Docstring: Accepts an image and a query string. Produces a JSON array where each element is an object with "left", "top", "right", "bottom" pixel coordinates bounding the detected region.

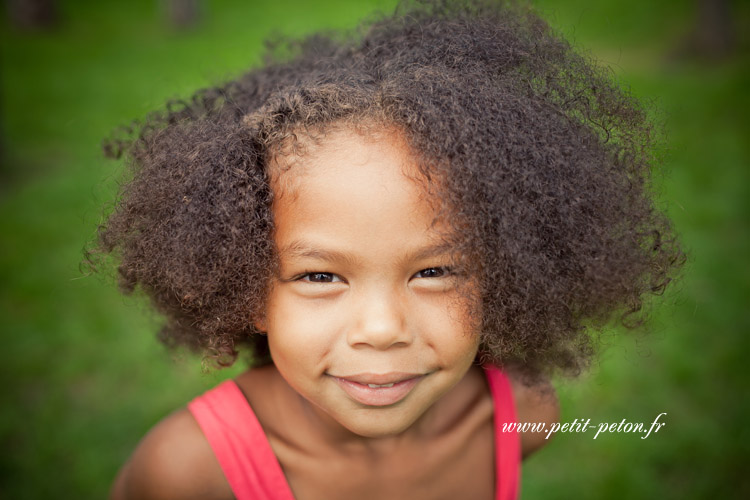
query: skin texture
[{"left": 109, "top": 130, "right": 559, "bottom": 500}]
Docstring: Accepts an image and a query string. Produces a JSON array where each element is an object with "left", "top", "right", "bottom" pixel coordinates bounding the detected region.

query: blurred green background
[{"left": 1, "top": 0, "right": 748, "bottom": 498}]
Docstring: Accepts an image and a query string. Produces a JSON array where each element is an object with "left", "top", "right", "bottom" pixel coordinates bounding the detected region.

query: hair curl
[{"left": 94, "top": 0, "right": 684, "bottom": 376}]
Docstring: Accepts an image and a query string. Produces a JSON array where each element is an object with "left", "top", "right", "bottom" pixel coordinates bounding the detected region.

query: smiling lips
[{"left": 333, "top": 373, "right": 425, "bottom": 406}]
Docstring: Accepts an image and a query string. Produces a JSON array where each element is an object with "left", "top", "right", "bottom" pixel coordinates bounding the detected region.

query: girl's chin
[
  {"left": 322, "top": 399, "right": 434, "bottom": 439},
  {"left": 338, "top": 415, "right": 420, "bottom": 439}
]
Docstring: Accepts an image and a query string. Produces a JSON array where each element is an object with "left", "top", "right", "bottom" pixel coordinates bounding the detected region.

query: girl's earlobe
[{"left": 253, "top": 316, "right": 268, "bottom": 335}]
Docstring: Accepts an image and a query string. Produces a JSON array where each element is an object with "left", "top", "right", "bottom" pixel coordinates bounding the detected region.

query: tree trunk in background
[
  {"left": 681, "top": 0, "right": 736, "bottom": 60},
  {"left": 165, "top": 0, "right": 201, "bottom": 30},
  {"left": 6, "top": 0, "right": 58, "bottom": 30}
]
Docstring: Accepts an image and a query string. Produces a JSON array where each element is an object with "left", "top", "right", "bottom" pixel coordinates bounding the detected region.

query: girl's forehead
[
  {"left": 268, "top": 126, "right": 434, "bottom": 203},
  {"left": 269, "top": 126, "right": 451, "bottom": 242}
]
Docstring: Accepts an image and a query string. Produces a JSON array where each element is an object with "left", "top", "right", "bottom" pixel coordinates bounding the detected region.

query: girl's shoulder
[
  {"left": 506, "top": 371, "right": 560, "bottom": 458},
  {"left": 110, "top": 367, "right": 280, "bottom": 500},
  {"left": 110, "top": 406, "right": 234, "bottom": 499}
]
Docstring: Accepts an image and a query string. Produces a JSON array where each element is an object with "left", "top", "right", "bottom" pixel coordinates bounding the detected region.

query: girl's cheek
[
  {"left": 268, "top": 293, "right": 345, "bottom": 349},
  {"left": 420, "top": 286, "right": 479, "bottom": 330}
]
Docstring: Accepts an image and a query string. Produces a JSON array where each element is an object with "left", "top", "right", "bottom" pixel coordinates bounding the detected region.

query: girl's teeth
[{"left": 367, "top": 383, "right": 395, "bottom": 388}]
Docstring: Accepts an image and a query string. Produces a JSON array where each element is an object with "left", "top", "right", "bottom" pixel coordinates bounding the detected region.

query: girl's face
[{"left": 262, "top": 128, "right": 480, "bottom": 439}]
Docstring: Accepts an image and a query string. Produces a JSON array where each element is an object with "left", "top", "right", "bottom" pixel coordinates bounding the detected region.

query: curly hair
[{"left": 95, "top": 0, "right": 683, "bottom": 376}]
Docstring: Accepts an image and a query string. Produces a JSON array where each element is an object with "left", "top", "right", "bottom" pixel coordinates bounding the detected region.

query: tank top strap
[
  {"left": 484, "top": 365, "right": 521, "bottom": 500},
  {"left": 187, "top": 380, "right": 296, "bottom": 500}
]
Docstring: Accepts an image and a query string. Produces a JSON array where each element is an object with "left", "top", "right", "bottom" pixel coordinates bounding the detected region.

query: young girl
[{"left": 98, "top": 1, "right": 683, "bottom": 498}]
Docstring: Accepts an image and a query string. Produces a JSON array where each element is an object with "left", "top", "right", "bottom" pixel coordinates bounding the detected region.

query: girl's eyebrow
[
  {"left": 278, "top": 241, "right": 359, "bottom": 266},
  {"left": 278, "top": 240, "right": 455, "bottom": 266},
  {"left": 406, "top": 242, "right": 455, "bottom": 263}
]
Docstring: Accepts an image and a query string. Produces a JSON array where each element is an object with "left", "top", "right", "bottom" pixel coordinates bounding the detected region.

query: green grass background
[{"left": 1, "top": 0, "right": 748, "bottom": 498}]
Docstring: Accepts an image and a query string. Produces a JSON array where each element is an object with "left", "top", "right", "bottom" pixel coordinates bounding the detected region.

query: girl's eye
[
  {"left": 414, "top": 267, "right": 449, "bottom": 279},
  {"left": 300, "top": 272, "right": 342, "bottom": 283}
]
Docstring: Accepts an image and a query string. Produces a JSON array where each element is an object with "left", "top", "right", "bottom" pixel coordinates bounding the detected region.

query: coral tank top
[{"left": 188, "top": 365, "right": 520, "bottom": 500}]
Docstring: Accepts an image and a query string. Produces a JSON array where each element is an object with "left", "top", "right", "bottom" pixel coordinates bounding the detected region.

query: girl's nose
[{"left": 347, "top": 289, "right": 413, "bottom": 349}]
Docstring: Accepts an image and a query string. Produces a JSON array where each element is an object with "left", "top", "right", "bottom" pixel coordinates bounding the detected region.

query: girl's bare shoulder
[
  {"left": 508, "top": 372, "right": 560, "bottom": 459},
  {"left": 110, "top": 407, "right": 233, "bottom": 500}
]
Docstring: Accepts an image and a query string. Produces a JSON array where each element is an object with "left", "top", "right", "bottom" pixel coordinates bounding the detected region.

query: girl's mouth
[{"left": 332, "top": 373, "right": 424, "bottom": 407}]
